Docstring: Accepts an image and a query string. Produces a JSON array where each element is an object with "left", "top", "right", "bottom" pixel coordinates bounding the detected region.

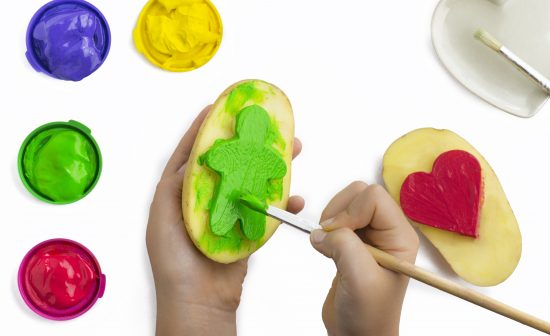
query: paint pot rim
[
  {"left": 17, "top": 238, "right": 106, "bottom": 321},
  {"left": 133, "top": 0, "right": 223, "bottom": 72},
  {"left": 25, "top": 0, "right": 112, "bottom": 79},
  {"left": 17, "top": 120, "right": 103, "bottom": 205}
]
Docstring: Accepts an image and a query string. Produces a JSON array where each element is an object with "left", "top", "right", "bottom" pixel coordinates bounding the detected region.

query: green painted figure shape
[{"left": 200, "top": 105, "right": 287, "bottom": 241}]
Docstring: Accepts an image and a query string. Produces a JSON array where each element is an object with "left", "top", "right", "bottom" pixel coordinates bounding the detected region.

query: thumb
[{"left": 310, "top": 228, "right": 380, "bottom": 285}]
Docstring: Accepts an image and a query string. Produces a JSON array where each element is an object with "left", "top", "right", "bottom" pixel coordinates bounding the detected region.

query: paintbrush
[
  {"left": 475, "top": 28, "right": 550, "bottom": 95},
  {"left": 239, "top": 195, "right": 550, "bottom": 334}
]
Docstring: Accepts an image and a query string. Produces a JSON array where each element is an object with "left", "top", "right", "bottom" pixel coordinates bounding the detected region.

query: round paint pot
[
  {"left": 134, "top": 0, "right": 223, "bottom": 72},
  {"left": 18, "top": 239, "right": 106, "bottom": 320},
  {"left": 18, "top": 120, "right": 102, "bottom": 205},
  {"left": 26, "top": 0, "right": 111, "bottom": 81}
]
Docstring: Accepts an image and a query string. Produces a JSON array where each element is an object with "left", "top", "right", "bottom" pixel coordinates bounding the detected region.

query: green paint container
[{"left": 18, "top": 120, "right": 102, "bottom": 204}]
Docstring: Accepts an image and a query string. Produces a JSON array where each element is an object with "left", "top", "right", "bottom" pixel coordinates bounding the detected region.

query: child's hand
[
  {"left": 146, "top": 106, "right": 304, "bottom": 335},
  {"left": 310, "top": 182, "right": 419, "bottom": 336}
]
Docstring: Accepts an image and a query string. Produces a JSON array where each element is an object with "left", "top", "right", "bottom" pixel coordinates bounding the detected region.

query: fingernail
[
  {"left": 320, "top": 218, "right": 334, "bottom": 228},
  {"left": 311, "top": 229, "right": 327, "bottom": 244}
]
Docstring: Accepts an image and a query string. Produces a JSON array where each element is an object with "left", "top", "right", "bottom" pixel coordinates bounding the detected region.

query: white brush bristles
[{"left": 475, "top": 29, "right": 503, "bottom": 51}]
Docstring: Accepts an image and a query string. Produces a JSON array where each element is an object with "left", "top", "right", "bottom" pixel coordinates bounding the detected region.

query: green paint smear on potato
[
  {"left": 225, "top": 82, "right": 266, "bottom": 116},
  {"left": 198, "top": 223, "right": 250, "bottom": 254},
  {"left": 267, "top": 116, "right": 286, "bottom": 153},
  {"left": 194, "top": 170, "right": 217, "bottom": 211}
]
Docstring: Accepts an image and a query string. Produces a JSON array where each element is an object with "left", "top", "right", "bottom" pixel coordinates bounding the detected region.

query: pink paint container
[{"left": 18, "top": 239, "right": 106, "bottom": 320}]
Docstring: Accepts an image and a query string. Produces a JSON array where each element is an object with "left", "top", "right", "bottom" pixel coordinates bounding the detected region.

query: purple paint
[{"left": 26, "top": 0, "right": 111, "bottom": 81}]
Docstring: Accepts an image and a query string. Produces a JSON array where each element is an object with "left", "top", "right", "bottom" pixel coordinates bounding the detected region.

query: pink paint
[
  {"left": 18, "top": 239, "right": 106, "bottom": 320},
  {"left": 400, "top": 150, "right": 483, "bottom": 238}
]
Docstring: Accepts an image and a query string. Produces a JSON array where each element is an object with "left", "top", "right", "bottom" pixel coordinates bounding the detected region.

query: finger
[
  {"left": 322, "top": 184, "right": 395, "bottom": 231},
  {"left": 154, "top": 162, "right": 187, "bottom": 204},
  {"left": 149, "top": 170, "right": 186, "bottom": 230},
  {"left": 322, "top": 184, "right": 419, "bottom": 261},
  {"left": 322, "top": 278, "right": 337, "bottom": 330},
  {"left": 162, "top": 106, "right": 211, "bottom": 178},
  {"left": 286, "top": 195, "right": 305, "bottom": 214},
  {"left": 320, "top": 181, "right": 368, "bottom": 222},
  {"left": 292, "top": 138, "right": 302, "bottom": 159},
  {"left": 310, "top": 228, "right": 380, "bottom": 285}
]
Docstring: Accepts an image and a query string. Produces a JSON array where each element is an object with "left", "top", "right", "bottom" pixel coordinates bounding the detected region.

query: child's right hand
[{"left": 310, "top": 182, "right": 419, "bottom": 336}]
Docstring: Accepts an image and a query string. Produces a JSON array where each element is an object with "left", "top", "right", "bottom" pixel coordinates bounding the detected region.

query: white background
[{"left": 1, "top": 0, "right": 549, "bottom": 335}]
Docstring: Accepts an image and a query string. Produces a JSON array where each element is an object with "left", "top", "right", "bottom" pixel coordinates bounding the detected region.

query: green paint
[
  {"left": 239, "top": 194, "right": 267, "bottom": 214},
  {"left": 225, "top": 82, "right": 266, "bottom": 116},
  {"left": 194, "top": 170, "right": 217, "bottom": 211},
  {"left": 200, "top": 105, "right": 287, "bottom": 241},
  {"left": 224, "top": 82, "right": 285, "bottom": 153},
  {"left": 266, "top": 116, "right": 286, "bottom": 153},
  {"left": 267, "top": 178, "right": 283, "bottom": 201},
  {"left": 19, "top": 121, "right": 101, "bottom": 204},
  {"left": 198, "top": 223, "right": 251, "bottom": 254}
]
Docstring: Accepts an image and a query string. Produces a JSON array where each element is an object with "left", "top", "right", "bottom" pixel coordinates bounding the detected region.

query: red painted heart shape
[{"left": 400, "top": 150, "right": 483, "bottom": 238}]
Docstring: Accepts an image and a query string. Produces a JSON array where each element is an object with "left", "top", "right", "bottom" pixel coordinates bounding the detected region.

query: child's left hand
[{"left": 146, "top": 106, "right": 304, "bottom": 335}]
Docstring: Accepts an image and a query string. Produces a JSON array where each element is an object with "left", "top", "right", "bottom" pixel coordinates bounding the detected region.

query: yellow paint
[{"left": 134, "top": 0, "right": 223, "bottom": 72}]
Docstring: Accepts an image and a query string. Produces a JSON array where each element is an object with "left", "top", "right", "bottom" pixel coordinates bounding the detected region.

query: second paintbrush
[{"left": 475, "top": 28, "right": 550, "bottom": 95}]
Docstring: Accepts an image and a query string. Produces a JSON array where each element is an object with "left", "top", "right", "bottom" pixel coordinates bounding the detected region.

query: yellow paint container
[{"left": 134, "top": 0, "right": 223, "bottom": 72}]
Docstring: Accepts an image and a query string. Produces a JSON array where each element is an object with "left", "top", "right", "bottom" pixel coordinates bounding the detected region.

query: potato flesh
[
  {"left": 382, "top": 128, "right": 521, "bottom": 286},
  {"left": 182, "top": 80, "right": 294, "bottom": 264}
]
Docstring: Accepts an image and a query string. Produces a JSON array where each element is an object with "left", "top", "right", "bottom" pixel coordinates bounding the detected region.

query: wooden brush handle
[{"left": 366, "top": 245, "right": 550, "bottom": 334}]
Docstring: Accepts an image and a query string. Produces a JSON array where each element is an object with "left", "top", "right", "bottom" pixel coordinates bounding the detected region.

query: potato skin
[
  {"left": 182, "top": 80, "right": 294, "bottom": 263},
  {"left": 383, "top": 128, "right": 521, "bottom": 286}
]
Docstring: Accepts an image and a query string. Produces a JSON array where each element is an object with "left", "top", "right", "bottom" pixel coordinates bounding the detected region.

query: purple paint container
[{"left": 26, "top": 0, "right": 111, "bottom": 81}]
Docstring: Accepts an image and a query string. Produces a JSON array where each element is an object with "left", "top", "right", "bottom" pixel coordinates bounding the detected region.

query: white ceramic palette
[{"left": 432, "top": 0, "right": 550, "bottom": 118}]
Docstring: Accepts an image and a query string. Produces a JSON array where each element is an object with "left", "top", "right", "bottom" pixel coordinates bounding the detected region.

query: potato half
[
  {"left": 182, "top": 80, "right": 294, "bottom": 263},
  {"left": 382, "top": 128, "right": 521, "bottom": 286}
]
